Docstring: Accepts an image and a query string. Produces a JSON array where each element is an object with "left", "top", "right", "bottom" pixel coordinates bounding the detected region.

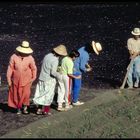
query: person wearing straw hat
[
  {"left": 33, "top": 44, "right": 67, "bottom": 115},
  {"left": 7, "top": 41, "right": 37, "bottom": 114},
  {"left": 126, "top": 27, "right": 140, "bottom": 89},
  {"left": 72, "top": 41, "right": 102, "bottom": 106}
]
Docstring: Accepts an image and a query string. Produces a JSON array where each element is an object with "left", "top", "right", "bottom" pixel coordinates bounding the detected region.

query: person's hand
[
  {"left": 75, "top": 75, "right": 81, "bottom": 79},
  {"left": 130, "top": 52, "right": 138, "bottom": 59},
  {"left": 85, "top": 64, "right": 91, "bottom": 68},
  {"left": 57, "top": 66, "right": 61, "bottom": 72},
  {"left": 130, "top": 55, "right": 136, "bottom": 59},
  {"left": 57, "top": 74, "right": 63, "bottom": 82},
  {"left": 30, "top": 79, "right": 34, "bottom": 84},
  {"left": 86, "top": 67, "right": 92, "bottom": 72},
  {"left": 8, "top": 81, "right": 12, "bottom": 88}
]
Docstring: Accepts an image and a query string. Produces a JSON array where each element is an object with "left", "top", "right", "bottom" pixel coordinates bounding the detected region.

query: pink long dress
[{"left": 7, "top": 53, "right": 37, "bottom": 109}]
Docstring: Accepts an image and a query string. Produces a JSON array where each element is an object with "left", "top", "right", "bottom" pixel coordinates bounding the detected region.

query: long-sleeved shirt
[
  {"left": 7, "top": 53, "right": 37, "bottom": 86},
  {"left": 73, "top": 46, "right": 89, "bottom": 74},
  {"left": 127, "top": 38, "right": 140, "bottom": 54},
  {"left": 39, "top": 53, "right": 61, "bottom": 81}
]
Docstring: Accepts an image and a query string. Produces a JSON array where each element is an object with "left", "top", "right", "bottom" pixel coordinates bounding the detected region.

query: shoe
[
  {"left": 36, "top": 109, "right": 43, "bottom": 115},
  {"left": 23, "top": 110, "right": 29, "bottom": 114},
  {"left": 65, "top": 105, "right": 73, "bottom": 111},
  {"left": 17, "top": 109, "right": 22, "bottom": 115},
  {"left": 134, "top": 83, "right": 139, "bottom": 88},
  {"left": 23, "top": 106, "right": 29, "bottom": 114},
  {"left": 57, "top": 107, "right": 65, "bottom": 112},
  {"left": 72, "top": 101, "right": 84, "bottom": 106},
  {"left": 128, "top": 86, "right": 133, "bottom": 89},
  {"left": 43, "top": 112, "right": 52, "bottom": 116}
]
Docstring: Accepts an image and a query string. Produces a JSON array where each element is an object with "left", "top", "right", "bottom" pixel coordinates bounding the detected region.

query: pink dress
[{"left": 7, "top": 53, "right": 37, "bottom": 109}]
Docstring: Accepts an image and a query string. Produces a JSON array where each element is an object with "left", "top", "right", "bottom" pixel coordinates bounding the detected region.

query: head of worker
[
  {"left": 131, "top": 28, "right": 140, "bottom": 40},
  {"left": 16, "top": 40, "right": 33, "bottom": 57},
  {"left": 52, "top": 44, "right": 68, "bottom": 58},
  {"left": 85, "top": 40, "right": 102, "bottom": 55}
]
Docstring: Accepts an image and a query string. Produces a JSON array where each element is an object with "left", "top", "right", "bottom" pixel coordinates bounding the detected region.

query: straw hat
[
  {"left": 53, "top": 44, "right": 68, "bottom": 56},
  {"left": 16, "top": 41, "right": 33, "bottom": 54},
  {"left": 92, "top": 41, "right": 102, "bottom": 55},
  {"left": 131, "top": 28, "right": 140, "bottom": 35}
]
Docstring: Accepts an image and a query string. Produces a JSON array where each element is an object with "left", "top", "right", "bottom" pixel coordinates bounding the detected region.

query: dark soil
[{"left": 0, "top": 2, "right": 139, "bottom": 137}]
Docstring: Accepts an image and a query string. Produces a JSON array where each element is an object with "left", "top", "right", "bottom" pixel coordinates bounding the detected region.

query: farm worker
[
  {"left": 33, "top": 44, "right": 67, "bottom": 115},
  {"left": 7, "top": 41, "right": 37, "bottom": 114},
  {"left": 57, "top": 49, "right": 81, "bottom": 111},
  {"left": 126, "top": 27, "right": 140, "bottom": 88},
  {"left": 72, "top": 41, "right": 102, "bottom": 105}
]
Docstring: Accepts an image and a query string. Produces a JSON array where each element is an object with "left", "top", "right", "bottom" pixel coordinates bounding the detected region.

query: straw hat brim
[
  {"left": 92, "top": 41, "right": 102, "bottom": 55},
  {"left": 16, "top": 46, "right": 33, "bottom": 54},
  {"left": 131, "top": 31, "right": 140, "bottom": 35},
  {"left": 92, "top": 41, "right": 99, "bottom": 55},
  {"left": 53, "top": 47, "right": 67, "bottom": 56}
]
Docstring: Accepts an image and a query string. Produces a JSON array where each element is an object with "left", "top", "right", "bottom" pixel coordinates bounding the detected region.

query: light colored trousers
[
  {"left": 127, "top": 56, "right": 140, "bottom": 87},
  {"left": 57, "top": 75, "right": 71, "bottom": 107}
]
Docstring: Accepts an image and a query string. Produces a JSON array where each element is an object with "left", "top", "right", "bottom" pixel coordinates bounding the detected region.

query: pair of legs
[
  {"left": 36, "top": 105, "right": 51, "bottom": 115},
  {"left": 57, "top": 75, "right": 72, "bottom": 111},
  {"left": 8, "top": 83, "right": 32, "bottom": 114},
  {"left": 127, "top": 61, "right": 135, "bottom": 88},
  {"left": 133, "top": 56, "right": 140, "bottom": 87},
  {"left": 134, "top": 72, "right": 140, "bottom": 87},
  {"left": 72, "top": 72, "right": 84, "bottom": 105},
  {"left": 33, "top": 79, "right": 56, "bottom": 115},
  {"left": 72, "top": 78, "right": 81, "bottom": 103},
  {"left": 127, "top": 56, "right": 140, "bottom": 88}
]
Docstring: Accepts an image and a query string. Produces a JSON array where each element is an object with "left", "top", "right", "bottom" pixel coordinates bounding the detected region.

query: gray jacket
[{"left": 39, "top": 53, "right": 61, "bottom": 82}]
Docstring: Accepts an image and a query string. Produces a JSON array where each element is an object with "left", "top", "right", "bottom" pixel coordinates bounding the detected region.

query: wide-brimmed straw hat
[
  {"left": 92, "top": 41, "right": 102, "bottom": 55},
  {"left": 131, "top": 28, "right": 140, "bottom": 35},
  {"left": 53, "top": 44, "right": 68, "bottom": 56},
  {"left": 16, "top": 41, "right": 33, "bottom": 54}
]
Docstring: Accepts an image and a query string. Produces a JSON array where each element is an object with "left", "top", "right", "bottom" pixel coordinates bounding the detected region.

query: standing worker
[
  {"left": 7, "top": 41, "right": 37, "bottom": 114},
  {"left": 33, "top": 44, "right": 67, "bottom": 115},
  {"left": 126, "top": 27, "right": 140, "bottom": 88}
]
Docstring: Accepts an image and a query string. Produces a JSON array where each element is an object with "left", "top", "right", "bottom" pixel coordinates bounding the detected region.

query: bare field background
[{"left": 0, "top": 2, "right": 140, "bottom": 138}]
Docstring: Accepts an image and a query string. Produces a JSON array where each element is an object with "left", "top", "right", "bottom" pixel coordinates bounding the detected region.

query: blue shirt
[{"left": 73, "top": 46, "right": 90, "bottom": 75}]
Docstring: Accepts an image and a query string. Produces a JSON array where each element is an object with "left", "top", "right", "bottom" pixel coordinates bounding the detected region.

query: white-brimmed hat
[
  {"left": 16, "top": 41, "right": 33, "bottom": 54},
  {"left": 92, "top": 41, "right": 102, "bottom": 55},
  {"left": 131, "top": 28, "right": 140, "bottom": 35},
  {"left": 53, "top": 44, "right": 68, "bottom": 56}
]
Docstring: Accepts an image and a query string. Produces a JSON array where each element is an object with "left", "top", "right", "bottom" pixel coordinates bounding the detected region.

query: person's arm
[
  {"left": 30, "top": 56, "right": 37, "bottom": 82},
  {"left": 127, "top": 39, "right": 138, "bottom": 59},
  {"left": 79, "top": 56, "right": 92, "bottom": 72},
  {"left": 68, "top": 74, "right": 81, "bottom": 79},
  {"left": 7, "top": 55, "right": 14, "bottom": 87},
  {"left": 127, "top": 39, "right": 133, "bottom": 56},
  {"left": 79, "top": 56, "right": 88, "bottom": 72},
  {"left": 50, "top": 60, "right": 62, "bottom": 80}
]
